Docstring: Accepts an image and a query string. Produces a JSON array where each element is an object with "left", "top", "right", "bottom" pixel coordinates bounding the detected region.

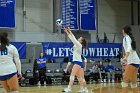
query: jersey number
[{"left": 1, "top": 49, "right": 8, "bottom": 55}]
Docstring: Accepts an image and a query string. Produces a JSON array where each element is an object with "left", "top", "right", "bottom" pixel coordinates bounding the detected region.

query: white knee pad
[
  {"left": 130, "top": 83, "right": 137, "bottom": 88},
  {"left": 77, "top": 77, "right": 85, "bottom": 83},
  {"left": 121, "top": 82, "right": 128, "bottom": 88},
  {"left": 77, "top": 77, "right": 82, "bottom": 82},
  {"left": 70, "top": 75, "right": 75, "bottom": 80},
  {"left": 9, "top": 91, "right": 19, "bottom": 93},
  {"left": 82, "top": 79, "right": 85, "bottom": 82}
]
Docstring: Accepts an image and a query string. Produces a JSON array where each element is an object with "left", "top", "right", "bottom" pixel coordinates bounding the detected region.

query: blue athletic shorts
[
  {"left": 73, "top": 61, "right": 84, "bottom": 68},
  {"left": 130, "top": 64, "right": 140, "bottom": 68},
  {"left": 0, "top": 72, "right": 17, "bottom": 81}
]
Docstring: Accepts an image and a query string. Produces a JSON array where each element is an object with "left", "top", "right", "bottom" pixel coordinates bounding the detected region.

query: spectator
[
  {"left": 36, "top": 52, "right": 47, "bottom": 85},
  {"left": 105, "top": 61, "right": 115, "bottom": 83},
  {"left": 91, "top": 64, "right": 99, "bottom": 83},
  {"left": 47, "top": 57, "right": 56, "bottom": 63},
  {"left": 59, "top": 57, "right": 72, "bottom": 69},
  {"left": 98, "top": 61, "right": 106, "bottom": 82}
]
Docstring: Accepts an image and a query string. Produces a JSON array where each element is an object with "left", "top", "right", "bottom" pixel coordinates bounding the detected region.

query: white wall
[
  {"left": 16, "top": 0, "right": 24, "bottom": 32},
  {"left": 16, "top": 0, "right": 53, "bottom": 32},
  {"left": 98, "top": 0, "right": 131, "bottom": 34},
  {"left": 90, "top": 0, "right": 131, "bottom": 43},
  {"left": 9, "top": 0, "right": 64, "bottom": 43},
  {"left": 8, "top": 32, "right": 65, "bottom": 43}
]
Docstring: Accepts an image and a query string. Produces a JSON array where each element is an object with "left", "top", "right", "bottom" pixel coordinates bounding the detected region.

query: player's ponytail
[
  {"left": 0, "top": 32, "right": 9, "bottom": 51},
  {"left": 81, "top": 37, "right": 88, "bottom": 49},
  {"left": 123, "top": 25, "right": 136, "bottom": 50}
]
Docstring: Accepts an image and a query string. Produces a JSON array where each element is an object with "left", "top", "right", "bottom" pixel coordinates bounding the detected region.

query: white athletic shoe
[
  {"left": 78, "top": 88, "right": 85, "bottom": 93},
  {"left": 100, "top": 80, "right": 104, "bottom": 83},
  {"left": 108, "top": 79, "right": 110, "bottom": 83},
  {"left": 44, "top": 81, "right": 46, "bottom": 85},
  {"left": 112, "top": 80, "right": 115, "bottom": 83},
  {"left": 84, "top": 88, "right": 88, "bottom": 93},
  {"left": 37, "top": 81, "right": 41, "bottom": 86},
  {"left": 104, "top": 79, "right": 106, "bottom": 82},
  {"left": 62, "top": 88, "right": 72, "bottom": 93}
]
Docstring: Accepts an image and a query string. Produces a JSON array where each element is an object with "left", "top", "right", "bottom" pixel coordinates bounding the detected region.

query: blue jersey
[
  {"left": 105, "top": 65, "right": 115, "bottom": 72},
  {"left": 37, "top": 57, "right": 47, "bottom": 69},
  {"left": 98, "top": 65, "right": 105, "bottom": 71}
]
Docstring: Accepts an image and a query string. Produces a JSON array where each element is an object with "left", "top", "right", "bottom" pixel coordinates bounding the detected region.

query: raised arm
[{"left": 64, "top": 27, "right": 81, "bottom": 46}]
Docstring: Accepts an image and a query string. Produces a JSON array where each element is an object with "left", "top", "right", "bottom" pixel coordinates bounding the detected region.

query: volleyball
[{"left": 56, "top": 19, "right": 63, "bottom": 26}]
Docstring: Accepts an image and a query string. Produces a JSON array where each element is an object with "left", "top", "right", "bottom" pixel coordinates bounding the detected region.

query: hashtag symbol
[{"left": 46, "top": 49, "right": 52, "bottom": 55}]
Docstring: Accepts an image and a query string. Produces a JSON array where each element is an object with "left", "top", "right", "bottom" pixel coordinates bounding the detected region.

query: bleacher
[{"left": 19, "top": 58, "right": 129, "bottom": 86}]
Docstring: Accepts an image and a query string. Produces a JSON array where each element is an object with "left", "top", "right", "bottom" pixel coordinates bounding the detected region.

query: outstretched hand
[
  {"left": 64, "top": 27, "right": 72, "bottom": 35},
  {"left": 64, "top": 27, "right": 68, "bottom": 33}
]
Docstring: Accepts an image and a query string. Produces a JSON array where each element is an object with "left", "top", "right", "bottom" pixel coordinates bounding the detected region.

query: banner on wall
[
  {"left": 61, "top": 0, "right": 96, "bottom": 30},
  {"left": 10, "top": 42, "right": 26, "bottom": 59},
  {"left": 61, "top": 0, "right": 79, "bottom": 30},
  {"left": 80, "top": 0, "right": 96, "bottom": 30},
  {"left": 42, "top": 43, "right": 122, "bottom": 58},
  {"left": 0, "top": 0, "right": 15, "bottom": 28}
]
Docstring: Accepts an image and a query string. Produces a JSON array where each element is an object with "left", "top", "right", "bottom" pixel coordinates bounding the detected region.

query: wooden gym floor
[{"left": 0, "top": 83, "right": 140, "bottom": 93}]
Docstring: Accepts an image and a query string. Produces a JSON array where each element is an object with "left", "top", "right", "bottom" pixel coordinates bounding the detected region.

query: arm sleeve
[
  {"left": 125, "top": 36, "right": 132, "bottom": 52},
  {"left": 68, "top": 34, "right": 82, "bottom": 47},
  {"left": 112, "top": 66, "right": 115, "bottom": 70},
  {"left": 13, "top": 46, "right": 21, "bottom": 75},
  {"left": 105, "top": 66, "right": 109, "bottom": 72}
]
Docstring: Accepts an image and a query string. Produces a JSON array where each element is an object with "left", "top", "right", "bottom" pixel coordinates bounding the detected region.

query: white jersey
[
  {"left": 68, "top": 34, "right": 82, "bottom": 62},
  {"left": 123, "top": 35, "right": 140, "bottom": 64},
  {"left": 0, "top": 44, "right": 21, "bottom": 76}
]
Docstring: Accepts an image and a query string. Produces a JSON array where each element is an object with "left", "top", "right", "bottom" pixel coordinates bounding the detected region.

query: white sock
[
  {"left": 80, "top": 86, "right": 84, "bottom": 89},
  {"left": 68, "top": 85, "right": 71, "bottom": 89}
]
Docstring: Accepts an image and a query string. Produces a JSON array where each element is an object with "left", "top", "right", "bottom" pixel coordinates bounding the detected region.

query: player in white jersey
[
  {"left": 121, "top": 25, "right": 140, "bottom": 93},
  {"left": 62, "top": 27, "right": 88, "bottom": 93},
  {"left": 0, "top": 32, "right": 21, "bottom": 93}
]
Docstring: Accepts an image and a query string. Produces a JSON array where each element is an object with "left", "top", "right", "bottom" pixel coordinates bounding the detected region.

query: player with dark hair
[
  {"left": 0, "top": 32, "right": 21, "bottom": 93},
  {"left": 121, "top": 25, "right": 140, "bottom": 93}
]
